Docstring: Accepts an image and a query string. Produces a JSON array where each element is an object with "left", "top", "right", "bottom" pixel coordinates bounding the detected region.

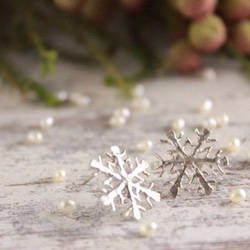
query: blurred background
[{"left": 0, "top": 0, "right": 250, "bottom": 105}]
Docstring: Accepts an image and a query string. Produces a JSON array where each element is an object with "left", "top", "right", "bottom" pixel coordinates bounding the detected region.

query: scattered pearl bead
[
  {"left": 171, "top": 119, "right": 185, "bottom": 131},
  {"left": 27, "top": 131, "right": 43, "bottom": 144},
  {"left": 40, "top": 116, "right": 54, "bottom": 129},
  {"left": 100, "top": 195, "right": 110, "bottom": 206},
  {"left": 109, "top": 115, "right": 126, "bottom": 128},
  {"left": 229, "top": 189, "right": 246, "bottom": 204},
  {"left": 133, "top": 84, "right": 145, "bottom": 97},
  {"left": 202, "top": 117, "right": 217, "bottom": 129},
  {"left": 226, "top": 138, "right": 241, "bottom": 152},
  {"left": 113, "top": 107, "right": 131, "bottom": 119},
  {"left": 56, "top": 90, "right": 69, "bottom": 102},
  {"left": 138, "top": 221, "right": 157, "bottom": 237},
  {"left": 200, "top": 67, "right": 217, "bottom": 81},
  {"left": 131, "top": 97, "right": 151, "bottom": 110},
  {"left": 215, "top": 114, "right": 229, "bottom": 128},
  {"left": 58, "top": 199, "right": 76, "bottom": 213},
  {"left": 54, "top": 169, "right": 66, "bottom": 182},
  {"left": 136, "top": 139, "right": 153, "bottom": 152},
  {"left": 69, "top": 92, "right": 91, "bottom": 107},
  {"left": 198, "top": 99, "right": 213, "bottom": 113}
]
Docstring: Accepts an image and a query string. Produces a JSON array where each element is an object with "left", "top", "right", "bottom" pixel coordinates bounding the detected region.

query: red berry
[
  {"left": 81, "top": 0, "right": 115, "bottom": 25},
  {"left": 218, "top": 0, "right": 250, "bottom": 21},
  {"left": 167, "top": 41, "right": 202, "bottom": 73},
  {"left": 118, "top": 0, "right": 146, "bottom": 11},
  {"left": 53, "top": 0, "right": 85, "bottom": 12},
  {"left": 230, "top": 20, "right": 250, "bottom": 54},
  {"left": 175, "top": 0, "right": 218, "bottom": 19},
  {"left": 188, "top": 14, "right": 227, "bottom": 53}
]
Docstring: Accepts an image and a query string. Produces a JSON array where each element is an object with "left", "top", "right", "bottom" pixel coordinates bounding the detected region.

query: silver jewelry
[
  {"left": 152, "top": 128, "right": 228, "bottom": 197},
  {"left": 90, "top": 146, "right": 160, "bottom": 220}
]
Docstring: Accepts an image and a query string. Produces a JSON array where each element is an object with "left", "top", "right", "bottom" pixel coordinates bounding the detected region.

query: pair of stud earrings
[{"left": 88, "top": 128, "right": 228, "bottom": 220}]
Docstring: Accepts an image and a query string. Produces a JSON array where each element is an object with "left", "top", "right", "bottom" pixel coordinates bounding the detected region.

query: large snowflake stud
[
  {"left": 153, "top": 128, "right": 229, "bottom": 198},
  {"left": 90, "top": 146, "right": 160, "bottom": 220}
]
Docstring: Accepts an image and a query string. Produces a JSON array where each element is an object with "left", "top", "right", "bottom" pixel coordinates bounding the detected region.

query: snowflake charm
[
  {"left": 152, "top": 128, "right": 229, "bottom": 198},
  {"left": 90, "top": 146, "right": 160, "bottom": 220}
]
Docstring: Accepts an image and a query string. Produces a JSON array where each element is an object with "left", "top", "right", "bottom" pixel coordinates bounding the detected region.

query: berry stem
[{"left": 0, "top": 51, "right": 59, "bottom": 106}]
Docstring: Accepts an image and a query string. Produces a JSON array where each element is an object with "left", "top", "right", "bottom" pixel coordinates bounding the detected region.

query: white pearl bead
[
  {"left": 202, "top": 117, "right": 217, "bottom": 129},
  {"left": 131, "top": 97, "right": 151, "bottom": 110},
  {"left": 138, "top": 221, "right": 157, "bottom": 237},
  {"left": 229, "top": 189, "right": 246, "bottom": 204},
  {"left": 56, "top": 91, "right": 69, "bottom": 102},
  {"left": 200, "top": 67, "right": 217, "bottom": 81},
  {"left": 27, "top": 131, "right": 43, "bottom": 144},
  {"left": 171, "top": 119, "right": 185, "bottom": 131},
  {"left": 199, "top": 99, "right": 213, "bottom": 113},
  {"left": 136, "top": 139, "right": 153, "bottom": 152},
  {"left": 40, "top": 116, "right": 54, "bottom": 129},
  {"left": 69, "top": 92, "right": 91, "bottom": 107},
  {"left": 226, "top": 138, "right": 241, "bottom": 152},
  {"left": 58, "top": 200, "right": 76, "bottom": 213},
  {"left": 54, "top": 169, "right": 66, "bottom": 182},
  {"left": 113, "top": 107, "right": 131, "bottom": 118},
  {"left": 109, "top": 115, "right": 126, "bottom": 128},
  {"left": 215, "top": 114, "right": 229, "bottom": 128},
  {"left": 133, "top": 84, "right": 145, "bottom": 97}
]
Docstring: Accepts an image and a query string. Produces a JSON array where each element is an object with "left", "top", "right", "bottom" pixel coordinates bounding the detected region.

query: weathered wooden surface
[{"left": 1, "top": 58, "right": 250, "bottom": 249}]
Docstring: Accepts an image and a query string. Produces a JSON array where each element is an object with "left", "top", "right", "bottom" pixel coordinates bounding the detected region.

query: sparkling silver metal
[
  {"left": 152, "top": 128, "right": 228, "bottom": 197},
  {"left": 90, "top": 146, "right": 160, "bottom": 220}
]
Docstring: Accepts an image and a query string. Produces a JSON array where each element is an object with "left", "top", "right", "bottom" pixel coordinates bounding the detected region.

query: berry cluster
[
  {"left": 51, "top": 0, "right": 250, "bottom": 73},
  {"left": 0, "top": 0, "right": 250, "bottom": 104},
  {"left": 167, "top": 0, "right": 250, "bottom": 73}
]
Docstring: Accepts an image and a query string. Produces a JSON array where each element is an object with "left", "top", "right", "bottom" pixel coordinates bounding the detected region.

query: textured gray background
[{"left": 0, "top": 57, "right": 250, "bottom": 249}]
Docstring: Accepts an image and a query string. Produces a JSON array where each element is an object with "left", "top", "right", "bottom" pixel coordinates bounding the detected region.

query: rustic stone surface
[{"left": 0, "top": 59, "right": 250, "bottom": 249}]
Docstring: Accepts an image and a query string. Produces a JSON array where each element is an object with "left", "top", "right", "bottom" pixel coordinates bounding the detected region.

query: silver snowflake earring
[
  {"left": 90, "top": 146, "right": 160, "bottom": 220},
  {"left": 152, "top": 128, "right": 229, "bottom": 197}
]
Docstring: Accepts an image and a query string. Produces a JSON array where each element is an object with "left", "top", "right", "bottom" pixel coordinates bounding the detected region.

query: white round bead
[
  {"left": 56, "top": 91, "right": 69, "bottom": 102},
  {"left": 100, "top": 195, "right": 111, "bottom": 206},
  {"left": 199, "top": 99, "right": 213, "bottom": 113},
  {"left": 138, "top": 221, "right": 157, "bottom": 237},
  {"left": 69, "top": 92, "right": 91, "bottom": 107},
  {"left": 58, "top": 200, "right": 76, "bottom": 213},
  {"left": 113, "top": 107, "right": 131, "bottom": 118},
  {"left": 226, "top": 138, "right": 241, "bottom": 152},
  {"left": 133, "top": 84, "right": 145, "bottom": 97},
  {"left": 202, "top": 117, "right": 217, "bottom": 129},
  {"left": 109, "top": 115, "right": 126, "bottom": 128},
  {"left": 40, "top": 116, "right": 54, "bottom": 129},
  {"left": 229, "top": 189, "right": 246, "bottom": 204},
  {"left": 54, "top": 169, "right": 66, "bottom": 182},
  {"left": 27, "top": 131, "right": 43, "bottom": 144},
  {"left": 200, "top": 67, "right": 217, "bottom": 81},
  {"left": 171, "top": 119, "right": 185, "bottom": 131},
  {"left": 136, "top": 140, "right": 153, "bottom": 152},
  {"left": 215, "top": 114, "right": 229, "bottom": 128},
  {"left": 131, "top": 97, "right": 151, "bottom": 110}
]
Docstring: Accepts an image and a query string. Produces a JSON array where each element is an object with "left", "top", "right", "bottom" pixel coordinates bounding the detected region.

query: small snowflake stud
[
  {"left": 90, "top": 146, "right": 160, "bottom": 220},
  {"left": 152, "top": 128, "right": 229, "bottom": 198}
]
